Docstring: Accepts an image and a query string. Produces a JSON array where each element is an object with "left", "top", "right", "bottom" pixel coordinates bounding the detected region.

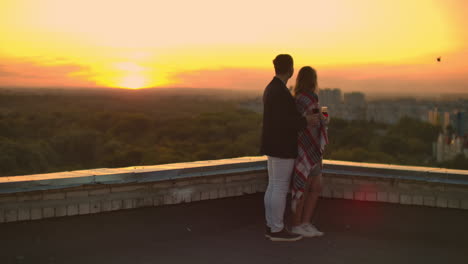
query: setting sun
[{"left": 118, "top": 74, "right": 148, "bottom": 89}]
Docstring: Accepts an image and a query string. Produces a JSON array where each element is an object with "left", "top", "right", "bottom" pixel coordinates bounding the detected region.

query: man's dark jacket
[{"left": 260, "top": 77, "right": 307, "bottom": 159}]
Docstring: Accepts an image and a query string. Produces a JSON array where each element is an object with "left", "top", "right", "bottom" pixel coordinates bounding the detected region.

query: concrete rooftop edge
[
  {"left": 0, "top": 157, "right": 467, "bottom": 194},
  {"left": 1, "top": 156, "right": 468, "bottom": 223}
]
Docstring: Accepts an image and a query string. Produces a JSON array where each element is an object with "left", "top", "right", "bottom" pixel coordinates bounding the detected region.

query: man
[{"left": 261, "top": 54, "right": 319, "bottom": 242}]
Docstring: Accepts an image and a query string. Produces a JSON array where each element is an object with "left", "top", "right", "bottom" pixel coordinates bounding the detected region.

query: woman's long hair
[{"left": 294, "top": 66, "right": 318, "bottom": 97}]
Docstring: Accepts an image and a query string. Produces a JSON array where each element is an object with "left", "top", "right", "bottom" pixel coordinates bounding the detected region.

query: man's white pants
[{"left": 264, "top": 156, "right": 295, "bottom": 232}]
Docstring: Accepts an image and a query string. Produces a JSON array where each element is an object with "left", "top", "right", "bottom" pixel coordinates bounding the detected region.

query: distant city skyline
[{"left": 0, "top": 0, "right": 467, "bottom": 93}]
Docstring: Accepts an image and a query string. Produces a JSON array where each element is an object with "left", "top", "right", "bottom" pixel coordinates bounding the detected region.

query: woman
[{"left": 291, "top": 66, "right": 328, "bottom": 237}]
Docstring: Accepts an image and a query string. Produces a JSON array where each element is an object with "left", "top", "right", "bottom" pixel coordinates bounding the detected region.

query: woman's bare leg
[
  {"left": 301, "top": 174, "right": 322, "bottom": 224},
  {"left": 291, "top": 174, "right": 315, "bottom": 227},
  {"left": 291, "top": 195, "right": 306, "bottom": 227}
]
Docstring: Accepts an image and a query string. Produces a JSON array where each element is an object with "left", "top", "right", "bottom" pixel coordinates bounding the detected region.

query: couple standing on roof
[{"left": 261, "top": 54, "right": 329, "bottom": 242}]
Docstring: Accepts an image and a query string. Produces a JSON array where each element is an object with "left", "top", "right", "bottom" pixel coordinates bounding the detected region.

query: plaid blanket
[{"left": 291, "top": 91, "right": 328, "bottom": 201}]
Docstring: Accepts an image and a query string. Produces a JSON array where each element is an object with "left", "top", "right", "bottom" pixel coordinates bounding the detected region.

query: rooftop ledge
[
  {"left": 1, "top": 157, "right": 468, "bottom": 194},
  {"left": 1, "top": 157, "right": 468, "bottom": 223}
]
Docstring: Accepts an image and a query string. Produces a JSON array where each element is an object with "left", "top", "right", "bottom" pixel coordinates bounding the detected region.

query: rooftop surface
[{"left": 1, "top": 193, "right": 467, "bottom": 264}]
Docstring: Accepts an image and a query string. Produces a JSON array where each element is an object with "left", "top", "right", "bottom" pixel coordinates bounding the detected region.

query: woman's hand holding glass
[{"left": 320, "top": 106, "right": 330, "bottom": 125}]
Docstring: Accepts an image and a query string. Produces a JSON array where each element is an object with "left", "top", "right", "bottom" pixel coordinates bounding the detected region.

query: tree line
[{"left": 0, "top": 89, "right": 466, "bottom": 176}]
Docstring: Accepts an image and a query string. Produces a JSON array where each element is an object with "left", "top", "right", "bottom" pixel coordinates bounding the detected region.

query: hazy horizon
[{"left": 2, "top": 85, "right": 468, "bottom": 101}]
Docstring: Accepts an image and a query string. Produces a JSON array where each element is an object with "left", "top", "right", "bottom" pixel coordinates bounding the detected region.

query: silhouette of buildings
[
  {"left": 434, "top": 133, "right": 468, "bottom": 162},
  {"left": 428, "top": 108, "right": 468, "bottom": 135},
  {"left": 343, "top": 92, "right": 367, "bottom": 120},
  {"left": 428, "top": 108, "right": 452, "bottom": 131},
  {"left": 432, "top": 110, "right": 468, "bottom": 162},
  {"left": 366, "top": 98, "right": 428, "bottom": 124},
  {"left": 318, "top": 88, "right": 343, "bottom": 118},
  {"left": 319, "top": 88, "right": 342, "bottom": 106},
  {"left": 243, "top": 88, "right": 467, "bottom": 129},
  {"left": 451, "top": 111, "right": 468, "bottom": 137}
]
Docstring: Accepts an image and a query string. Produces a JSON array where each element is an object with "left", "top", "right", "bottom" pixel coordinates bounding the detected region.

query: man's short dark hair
[{"left": 273, "top": 54, "right": 293, "bottom": 75}]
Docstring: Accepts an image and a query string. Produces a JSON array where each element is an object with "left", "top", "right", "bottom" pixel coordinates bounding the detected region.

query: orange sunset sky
[{"left": 0, "top": 0, "right": 467, "bottom": 95}]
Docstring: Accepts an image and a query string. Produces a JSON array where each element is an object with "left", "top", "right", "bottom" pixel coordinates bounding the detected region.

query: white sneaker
[
  {"left": 292, "top": 223, "right": 324, "bottom": 237},
  {"left": 302, "top": 223, "right": 324, "bottom": 237},
  {"left": 291, "top": 224, "right": 308, "bottom": 236}
]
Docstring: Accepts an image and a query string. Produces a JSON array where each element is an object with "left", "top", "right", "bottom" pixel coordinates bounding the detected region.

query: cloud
[
  {"left": 0, "top": 57, "right": 97, "bottom": 88},
  {"left": 317, "top": 61, "right": 468, "bottom": 95},
  {"left": 1, "top": 56, "right": 467, "bottom": 96},
  {"left": 169, "top": 68, "right": 273, "bottom": 90},
  {"left": 168, "top": 64, "right": 468, "bottom": 96}
]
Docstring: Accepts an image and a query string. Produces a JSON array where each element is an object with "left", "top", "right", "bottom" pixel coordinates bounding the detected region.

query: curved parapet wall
[{"left": 1, "top": 157, "right": 467, "bottom": 223}]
